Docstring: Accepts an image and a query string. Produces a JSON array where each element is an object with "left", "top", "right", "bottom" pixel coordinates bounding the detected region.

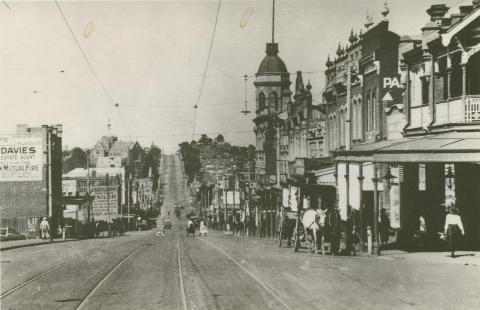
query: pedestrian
[
  {"left": 380, "top": 208, "right": 390, "bottom": 245},
  {"left": 187, "top": 218, "right": 195, "bottom": 236},
  {"left": 39, "top": 217, "right": 50, "bottom": 240},
  {"left": 329, "top": 208, "right": 341, "bottom": 255},
  {"left": 444, "top": 206, "right": 464, "bottom": 258},
  {"left": 199, "top": 219, "right": 208, "bottom": 237}
]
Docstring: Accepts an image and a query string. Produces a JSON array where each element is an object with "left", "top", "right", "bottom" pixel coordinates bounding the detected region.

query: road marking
[
  {"left": 202, "top": 239, "right": 292, "bottom": 310},
  {"left": 177, "top": 223, "right": 189, "bottom": 310},
  {"left": 75, "top": 245, "right": 144, "bottom": 310}
]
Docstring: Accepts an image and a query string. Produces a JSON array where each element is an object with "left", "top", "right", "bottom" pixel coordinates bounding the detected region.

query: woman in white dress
[
  {"left": 444, "top": 206, "right": 464, "bottom": 258},
  {"left": 199, "top": 219, "right": 208, "bottom": 237}
]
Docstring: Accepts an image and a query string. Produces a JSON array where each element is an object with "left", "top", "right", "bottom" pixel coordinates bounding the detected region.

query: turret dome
[{"left": 257, "top": 43, "right": 288, "bottom": 74}]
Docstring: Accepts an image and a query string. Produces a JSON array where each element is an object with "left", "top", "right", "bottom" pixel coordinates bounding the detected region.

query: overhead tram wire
[
  {"left": 54, "top": 1, "right": 131, "bottom": 140},
  {"left": 191, "top": 0, "right": 222, "bottom": 140}
]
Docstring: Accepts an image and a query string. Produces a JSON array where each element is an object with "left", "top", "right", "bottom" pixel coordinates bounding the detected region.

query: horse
[
  {"left": 302, "top": 208, "right": 328, "bottom": 254},
  {"left": 95, "top": 220, "right": 109, "bottom": 238}
]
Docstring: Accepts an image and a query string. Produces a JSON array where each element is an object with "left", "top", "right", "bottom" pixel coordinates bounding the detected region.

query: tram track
[
  {"left": 0, "top": 236, "right": 150, "bottom": 305},
  {"left": 74, "top": 244, "right": 146, "bottom": 310},
  {"left": 0, "top": 247, "right": 95, "bottom": 300}
]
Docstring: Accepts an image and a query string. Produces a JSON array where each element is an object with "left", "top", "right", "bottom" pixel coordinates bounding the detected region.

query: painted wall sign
[
  {"left": 77, "top": 177, "right": 119, "bottom": 222},
  {"left": 383, "top": 77, "right": 403, "bottom": 89},
  {"left": 0, "top": 136, "right": 43, "bottom": 181}
]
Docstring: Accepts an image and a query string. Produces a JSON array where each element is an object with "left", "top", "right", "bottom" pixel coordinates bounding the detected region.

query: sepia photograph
[{"left": 1, "top": 0, "right": 479, "bottom": 309}]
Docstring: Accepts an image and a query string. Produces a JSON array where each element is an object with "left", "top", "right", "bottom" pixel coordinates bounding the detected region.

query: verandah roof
[{"left": 335, "top": 132, "right": 480, "bottom": 163}]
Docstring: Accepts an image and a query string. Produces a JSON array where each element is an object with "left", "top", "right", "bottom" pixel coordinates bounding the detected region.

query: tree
[
  {"left": 214, "top": 134, "right": 225, "bottom": 144},
  {"left": 198, "top": 134, "right": 213, "bottom": 145},
  {"left": 62, "top": 147, "right": 87, "bottom": 173}
]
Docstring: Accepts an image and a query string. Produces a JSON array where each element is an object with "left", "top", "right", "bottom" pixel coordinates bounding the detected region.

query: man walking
[{"left": 39, "top": 217, "right": 50, "bottom": 240}]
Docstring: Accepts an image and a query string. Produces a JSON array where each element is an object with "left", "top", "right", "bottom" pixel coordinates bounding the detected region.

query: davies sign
[{"left": 0, "top": 136, "right": 43, "bottom": 181}]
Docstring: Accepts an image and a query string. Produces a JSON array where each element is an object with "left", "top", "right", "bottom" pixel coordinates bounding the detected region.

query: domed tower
[{"left": 253, "top": 40, "right": 291, "bottom": 177}]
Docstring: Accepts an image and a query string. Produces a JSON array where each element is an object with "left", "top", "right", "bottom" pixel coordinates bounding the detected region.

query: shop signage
[
  {"left": 289, "top": 186, "right": 298, "bottom": 211},
  {"left": 383, "top": 77, "right": 402, "bottom": 89},
  {"left": 77, "top": 177, "right": 119, "bottom": 222},
  {"left": 390, "top": 183, "right": 401, "bottom": 229},
  {"left": 0, "top": 136, "right": 43, "bottom": 181}
]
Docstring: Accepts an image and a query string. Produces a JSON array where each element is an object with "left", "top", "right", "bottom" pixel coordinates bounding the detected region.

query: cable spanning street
[{"left": 1, "top": 154, "right": 479, "bottom": 309}]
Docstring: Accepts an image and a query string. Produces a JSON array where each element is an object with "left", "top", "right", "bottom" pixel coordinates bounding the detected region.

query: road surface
[{"left": 1, "top": 155, "right": 479, "bottom": 310}]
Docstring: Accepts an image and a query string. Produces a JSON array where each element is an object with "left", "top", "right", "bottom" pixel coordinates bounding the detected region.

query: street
[{"left": 1, "top": 155, "right": 479, "bottom": 310}]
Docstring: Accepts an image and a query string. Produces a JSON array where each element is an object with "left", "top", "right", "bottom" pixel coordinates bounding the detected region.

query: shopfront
[{"left": 336, "top": 132, "right": 480, "bottom": 251}]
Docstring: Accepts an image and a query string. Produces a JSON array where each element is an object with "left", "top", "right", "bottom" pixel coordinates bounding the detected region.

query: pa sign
[{"left": 383, "top": 77, "right": 402, "bottom": 89}]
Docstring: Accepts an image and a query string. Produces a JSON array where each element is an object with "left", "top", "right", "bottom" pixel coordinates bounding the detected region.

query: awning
[{"left": 335, "top": 132, "right": 480, "bottom": 163}]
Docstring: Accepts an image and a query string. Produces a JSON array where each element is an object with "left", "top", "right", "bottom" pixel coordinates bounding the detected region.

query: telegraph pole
[{"left": 107, "top": 173, "right": 111, "bottom": 237}]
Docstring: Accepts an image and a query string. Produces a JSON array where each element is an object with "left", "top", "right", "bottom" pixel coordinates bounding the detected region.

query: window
[
  {"left": 352, "top": 100, "right": 357, "bottom": 140},
  {"left": 270, "top": 92, "right": 278, "bottom": 111},
  {"left": 357, "top": 98, "right": 362, "bottom": 140},
  {"left": 372, "top": 88, "right": 377, "bottom": 130},
  {"left": 259, "top": 93, "right": 266, "bottom": 110},
  {"left": 366, "top": 92, "right": 371, "bottom": 131},
  {"left": 421, "top": 76, "right": 429, "bottom": 104}
]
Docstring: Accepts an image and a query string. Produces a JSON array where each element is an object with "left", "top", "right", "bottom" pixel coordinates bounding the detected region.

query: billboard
[
  {"left": 77, "top": 177, "right": 119, "bottom": 222},
  {"left": 0, "top": 136, "right": 43, "bottom": 181}
]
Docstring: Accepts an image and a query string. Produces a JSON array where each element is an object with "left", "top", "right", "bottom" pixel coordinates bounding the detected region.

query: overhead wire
[
  {"left": 54, "top": 1, "right": 132, "bottom": 140},
  {"left": 191, "top": 0, "right": 222, "bottom": 140}
]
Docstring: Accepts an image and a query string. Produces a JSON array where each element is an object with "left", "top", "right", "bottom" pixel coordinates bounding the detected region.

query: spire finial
[
  {"left": 365, "top": 11, "right": 374, "bottom": 29},
  {"left": 381, "top": 2, "right": 390, "bottom": 20},
  {"left": 272, "top": 0, "right": 275, "bottom": 43}
]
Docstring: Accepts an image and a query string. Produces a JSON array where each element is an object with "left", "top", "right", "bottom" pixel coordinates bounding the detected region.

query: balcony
[{"left": 435, "top": 95, "right": 480, "bottom": 126}]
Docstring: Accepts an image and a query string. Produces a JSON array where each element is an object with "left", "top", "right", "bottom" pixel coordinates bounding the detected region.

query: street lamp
[
  {"left": 372, "top": 165, "right": 397, "bottom": 255},
  {"left": 241, "top": 74, "right": 251, "bottom": 115},
  {"left": 445, "top": 165, "right": 454, "bottom": 190}
]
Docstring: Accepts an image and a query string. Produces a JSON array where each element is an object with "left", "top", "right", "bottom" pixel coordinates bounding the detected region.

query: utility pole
[
  {"left": 107, "top": 173, "right": 111, "bottom": 237},
  {"left": 47, "top": 127, "right": 53, "bottom": 242},
  {"left": 86, "top": 150, "right": 91, "bottom": 223},
  {"left": 127, "top": 175, "right": 131, "bottom": 231},
  {"left": 233, "top": 170, "right": 237, "bottom": 235}
]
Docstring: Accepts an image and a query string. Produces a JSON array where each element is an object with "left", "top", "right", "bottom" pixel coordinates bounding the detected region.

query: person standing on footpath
[
  {"left": 199, "top": 219, "right": 208, "bottom": 237},
  {"left": 380, "top": 208, "right": 391, "bottom": 245},
  {"left": 39, "top": 217, "right": 50, "bottom": 240},
  {"left": 444, "top": 206, "right": 464, "bottom": 258}
]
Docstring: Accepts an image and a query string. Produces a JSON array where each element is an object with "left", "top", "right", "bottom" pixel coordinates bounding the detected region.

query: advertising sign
[
  {"left": 97, "top": 156, "right": 122, "bottom": 168},
  {"left": 289, "top": 186, "right": 298, "bottom": 211},
  {"left": 0, "top": 136, "right": 43, "bottom": 181},
  {"left": 77, "top": 177, "right": 119, "bottom": 222}
]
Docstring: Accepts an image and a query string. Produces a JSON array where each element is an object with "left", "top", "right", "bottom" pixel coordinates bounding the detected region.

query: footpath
[
  {"left": 0, "top": 238, "right": 78, "bottom": 251},
  {"left": 0, "top": 230, "right": 154, "bottom": 251},
  {"left": 205, "top": 229, "right": 480, "bottom": 267}
]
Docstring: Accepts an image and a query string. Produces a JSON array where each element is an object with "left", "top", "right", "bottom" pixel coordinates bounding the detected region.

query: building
[
  {"left": 0, "top": 124, "right": 63, "bottom": 238},
  {"left": 330, "top": 2, "right": 480, "bottom": 252},
  {"left": 63, "top": 166, "right": 125, "bottom": 222}
]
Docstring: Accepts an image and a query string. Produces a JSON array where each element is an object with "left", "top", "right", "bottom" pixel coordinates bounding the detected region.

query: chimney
[
  {"left": 427, "top": 4, "right": 449, "bottom": 23},
  {"left": 16, "top": 124, "right": 29, "bottom": 136}
]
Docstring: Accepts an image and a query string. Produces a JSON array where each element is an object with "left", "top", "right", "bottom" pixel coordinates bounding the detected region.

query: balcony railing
[{"left": 435, "top": 95, "right": 480, "bottom": 126}]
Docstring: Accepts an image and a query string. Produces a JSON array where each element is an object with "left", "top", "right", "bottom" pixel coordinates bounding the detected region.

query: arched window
[
  {"left": 352, "top": 100, "right": 357, "bottom": 140},
  {"left": 270, "top": 92, "right": 278, "bottom": 111},
  {"left": 259, "top": 92, "right": 266, "bottom": 111}
]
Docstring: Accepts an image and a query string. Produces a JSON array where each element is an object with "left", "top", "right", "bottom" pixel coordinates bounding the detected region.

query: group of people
[{"left": 186, "top": 217, "right": 208, "bottom": 237}]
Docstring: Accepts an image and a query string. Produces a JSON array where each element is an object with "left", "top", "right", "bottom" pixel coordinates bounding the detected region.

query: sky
[{"left": 0, "top": 0, "right": 466, "bottom": 153}]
